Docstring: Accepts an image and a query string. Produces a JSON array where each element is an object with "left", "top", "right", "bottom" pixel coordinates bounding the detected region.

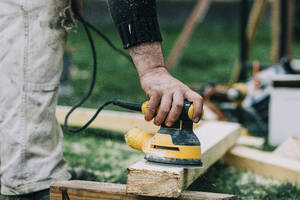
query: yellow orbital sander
[
  {"left": 112, "top": 99, "right": 203, "bottom": 167},
  {"left": 65, "top": 98, "right": 203, "bottom": 167}
]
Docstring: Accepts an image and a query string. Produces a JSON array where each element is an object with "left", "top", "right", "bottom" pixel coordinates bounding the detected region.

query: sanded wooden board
[
  {"left": 50, "top": 180, "right": 237, "bottom": 200},
  {"left": 56, "top": 105, "right": 217, "bottom": 133},
  {"left": 223, "top": 145, "right": 300, "bottom": 186},
  {"left": 126, "top": 121, "right": 241, "bottom": 198}
]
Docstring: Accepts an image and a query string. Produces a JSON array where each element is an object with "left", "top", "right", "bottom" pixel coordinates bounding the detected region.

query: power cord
[{"left": 64, "top": 11, "right": 134, "bottom": 133}]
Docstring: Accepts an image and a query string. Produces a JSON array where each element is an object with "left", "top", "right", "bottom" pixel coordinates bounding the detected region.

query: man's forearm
[
  {"left": 128, "top": 42, "right": 165, "bottom": 78},
  {"left": 107, "top": 0, "right": 162, "bottom": 48}
]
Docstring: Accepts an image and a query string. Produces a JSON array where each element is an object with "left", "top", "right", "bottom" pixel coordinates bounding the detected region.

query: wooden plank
[
  {"left": 126, "top": 121, "right": 241, "bottom": 198},
  {"left": 273, "top": 136, "right": 300, "bottom": 160},
  {"left": 50, "top": 180, "right": 237, "bottom": 200},
  {"left": 56, "top": 105, "right": 159, "bottom": 133},
  {"left": 56, "top": 105, "right": 218, "bottom": 133},
  {"left": 166, "top": 0, "right": 211, "bottom": 71},
  {"left": 223, "top": 146, "right": 300, "bottom": 186},
  {"left": 236, "top": 136, "right": 265, "bottom": 148}
]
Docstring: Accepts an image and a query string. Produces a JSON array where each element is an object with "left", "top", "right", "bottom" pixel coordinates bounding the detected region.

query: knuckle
[
  {"left": 152, "top": 89, "right": 161, "bottom": 96},
  {"left": 168, "top": 116, "right": 176, "bottom": 122},
  {"left": 194, "top": 95, "right": 203, "bottom": 101},
  {"left": 160, "top": 108, "right": 169, "bottom": 114},
  {"left": 149, "top": 90, "right": 160, "bottom": 98},
  {"left": 174, "top": 102, "right": 183, "bottom": 108},
  {"left": 154, "top": 118, "right": 161, "bottom": 126},
  {"left": 145, "top": 114, "right": 152, "bottom": 121},
  {"left": 148, "top": 107, "right": 156, "bottom": 114}
]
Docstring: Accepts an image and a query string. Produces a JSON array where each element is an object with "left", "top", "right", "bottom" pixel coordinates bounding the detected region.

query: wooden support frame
[
  {"left": 271, "top": 0, "right": 294, "bottom": 63},
  {"left": 166, "top": 0, "right": 211, "bottom": 71},
  {"left": 271, "top": 0, "right": 280, "bottom": 63},
  {"left": 126, "top": 121, "right": 241, "bottom": 198},
  {"left": 231, "top": 0, "right": 268, "bottom": 83},
  {"left": 246, "top": 0, "right": 268, "bottom": 57},
  {"left": 50, "top": 180, "right": 237, "bottom": 200},
  {"left": 286, "top": 0, "right": 294, "bottom": 59},
  {"left": 223, "top": 145, "right": 300, "bottom": 186}
]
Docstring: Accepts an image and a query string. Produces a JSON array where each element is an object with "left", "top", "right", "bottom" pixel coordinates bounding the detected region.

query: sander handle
[
  {"left": 113, "top": 99, "right": 203, "bottom": 122},
  {"left": 141, "top": 101, "right": 197, "bottom": 121}
]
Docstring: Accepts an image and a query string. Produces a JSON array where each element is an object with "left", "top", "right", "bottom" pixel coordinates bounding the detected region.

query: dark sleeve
[{"left": 107, "top": 0, "right": 162, "bottom": 49}]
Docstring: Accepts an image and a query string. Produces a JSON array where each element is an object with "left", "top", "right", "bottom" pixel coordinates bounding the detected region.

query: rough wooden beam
[
  {"left": 223, "top": 146, "right": 300, "bottom": 186},
  {"left": 56, "top": 105, "right": 217, "bottom": 133},
  {"left": 50, "top": 180, "right": 237, "bottom": 200},
  {"left": 126, "top": 121, "right": 241, "bottom": 198},
  {"left": 166, "top": 0, "right": 211, "bottom": 71}
]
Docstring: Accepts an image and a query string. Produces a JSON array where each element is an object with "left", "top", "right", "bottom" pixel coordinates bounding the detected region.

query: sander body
[{"left": 114, "top": 100, "right": 203, "bottom": 167}]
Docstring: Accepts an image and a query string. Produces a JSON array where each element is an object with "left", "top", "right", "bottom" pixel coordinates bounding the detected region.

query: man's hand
[
  {"left": 129, "top": 42, "right": 203, "bottom": 127},
  {"left": 71, "top": 0, "right": 83, "bottom": 15}
]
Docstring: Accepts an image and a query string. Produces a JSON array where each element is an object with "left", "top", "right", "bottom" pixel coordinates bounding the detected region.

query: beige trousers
[{"left": 0, "top": 0, "right": 74, "bottom": 195}]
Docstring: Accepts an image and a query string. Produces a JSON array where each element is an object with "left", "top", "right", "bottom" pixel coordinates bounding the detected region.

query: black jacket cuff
[{"left": 116, "top": 16, "right": 162, "bottom": 49}]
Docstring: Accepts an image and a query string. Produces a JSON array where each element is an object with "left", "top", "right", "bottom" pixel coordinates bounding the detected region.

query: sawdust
[
  {"left": 238, "top": 171, "right": 280, "bottom": 185},
  {"left": 64, "top": 141, "right": 89, "bottom": 154},
  {"left": 237, "top": 171, "right": 280, "bottom": 196}
]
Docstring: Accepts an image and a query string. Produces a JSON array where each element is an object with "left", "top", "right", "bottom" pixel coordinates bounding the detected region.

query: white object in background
[{"left": 269, "top": 75, "right": 300, "bottom": 145}]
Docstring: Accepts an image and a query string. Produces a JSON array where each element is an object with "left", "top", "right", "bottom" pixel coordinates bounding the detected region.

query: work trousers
[{"left": 0, "top": 0, "right": 74, "bottom": 195}]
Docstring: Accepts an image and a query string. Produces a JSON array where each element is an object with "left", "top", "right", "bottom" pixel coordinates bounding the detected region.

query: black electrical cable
[
  {"left": 84, "top": 21, "right": 133, "bottom": 63},
  {"left": 64, "top": 11, "right": 134, "bottom": 133}
]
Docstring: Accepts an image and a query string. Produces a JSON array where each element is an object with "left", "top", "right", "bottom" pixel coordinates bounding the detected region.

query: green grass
[
  {"left": 62, "top": 128, "right": 143, "bottom": 183},
  {"left": 190, "top": 163, "right": 300, "bottom": 200}
]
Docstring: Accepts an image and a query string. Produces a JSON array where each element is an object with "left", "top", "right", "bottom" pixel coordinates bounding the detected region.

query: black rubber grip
[{"left": 113, "top": 99, "right": 142, "bottom": 112}]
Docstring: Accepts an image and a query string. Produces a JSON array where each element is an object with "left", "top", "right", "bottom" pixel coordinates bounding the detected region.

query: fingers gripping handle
[{"left": 141, "top": 101, "right": 203, "bottom": 121}]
